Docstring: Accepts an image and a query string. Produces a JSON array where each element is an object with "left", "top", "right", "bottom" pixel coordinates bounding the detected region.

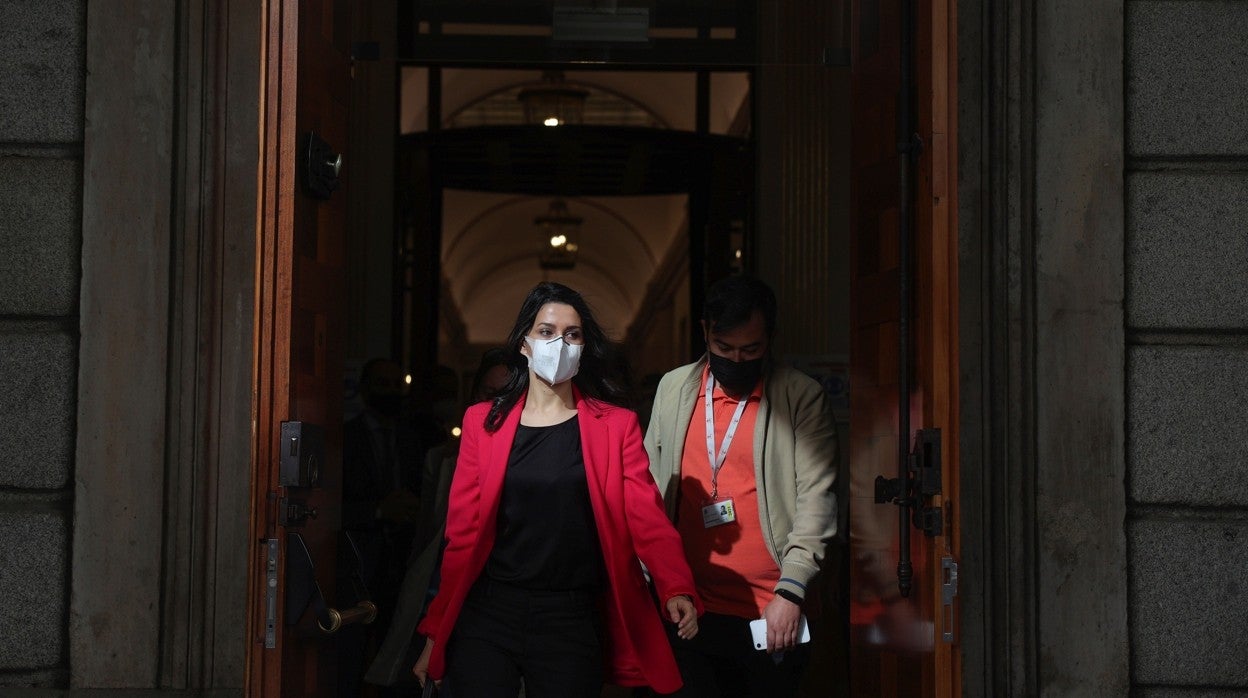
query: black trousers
[
  {"left": 667, "top": 612, "right": 810, "bottom": 698},
  {"left": 445, "top": 577, "right": 604, "bottom": 698}
]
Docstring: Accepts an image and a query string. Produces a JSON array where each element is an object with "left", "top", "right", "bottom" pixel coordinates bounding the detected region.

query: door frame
[
  {"left": 845, "top": 0, "right": 962, "bottom": 691},
  {"left": 954, "top": 0, "right": 1129, "bottom": 693},
  {"left": 73, "top": 0, "right": 262, "bottom": 690}
]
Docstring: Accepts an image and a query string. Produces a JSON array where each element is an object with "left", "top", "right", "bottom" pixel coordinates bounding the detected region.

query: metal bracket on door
[
  {"left": 280, "top": 421, "right": 325, "bottom": 488},
  {"left": 941, "top": 556, "right": 959, "bottom": 643},
  {"left": 278, "top": 497, "right": 318, "bottom": 527},
  {"left": 301, "top": 132, "right": 342, "bottom": 200},
  {"left": 910, "top": 428, "right": 943, "bottom": 537},
  {"left": 264, "top": 538, "right": 279, "bottom": 648},
  {"left": 874, "top": 427, "right": 944, "bottom": 537},
  {"left": 874, "top": 427, "right": 944, "bottom": 597}
]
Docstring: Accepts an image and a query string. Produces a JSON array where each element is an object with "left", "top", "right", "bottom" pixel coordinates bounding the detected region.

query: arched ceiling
[
  {"left": 402, "top": 69, "right": 749, "bottom": 135},
  {"left": 443, "top": 190, "right": 688, "bottom": 344},
  {"left": 408, "top": 68, "right": 747, "bottom": 348}
]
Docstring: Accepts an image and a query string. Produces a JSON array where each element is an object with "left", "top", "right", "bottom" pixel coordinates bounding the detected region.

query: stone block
[
  {"left": 0, "top": 327, "right": 75, "bottom": 489},
  {"left": 1130, "top": 519, "right": 1248, "bottom": 686},
  {"left": 0, "top": 669, "right": 63, "bottom": 689},
  {"left": 0, "top": 512, "right": 67, "bottom": 670},
  {"left": 0, "top": 157, "right": 80, "bottom": 316},
  {"left": 1129, "top": 346, "right": 1248, "bottom": 506},
  {"left": 0, "top": 0, "right": 86, "bottom": 143},
  {"left": 1136, "top": 690, "right": 1248, "bottom": 698},
  {"left": 1127, "top": 172, "right": 1248, "bottom": 329},
  {"left": 1127, "top": 2, "right": 1248, "bottom": 156}
]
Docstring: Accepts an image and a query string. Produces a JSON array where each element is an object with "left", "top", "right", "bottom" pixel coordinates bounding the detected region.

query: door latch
[
  {"left": 280, "top": 421, "right": 324, "bottom": 488},
  {"left": 278, "top": 497, "right": 318, "bottom": 527},
  {"left": 874, "top": 428, "right": 943, "bottom": 537},
  {"left": 911, "top": 428, "right": 943, "bottom": 537},
  {"left": 941, "top": 556, "right": 958, "bottom": 643}
]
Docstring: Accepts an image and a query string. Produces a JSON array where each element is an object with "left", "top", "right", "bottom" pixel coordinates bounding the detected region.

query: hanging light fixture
[
  {"left": 518, "top": 71, "right": 589, "bottom": 127},
  {"left": 536, "top": 199, "right": 582, "bottom": 270}
]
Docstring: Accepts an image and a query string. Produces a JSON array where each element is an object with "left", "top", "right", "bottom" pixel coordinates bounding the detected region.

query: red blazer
[{"left": 416, "top": 389, "right": 702, "bottom": 694}]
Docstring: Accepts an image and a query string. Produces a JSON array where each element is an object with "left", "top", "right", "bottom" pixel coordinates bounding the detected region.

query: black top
[{"left": 485, "top": 415, "right": 604, "bottom": 591}]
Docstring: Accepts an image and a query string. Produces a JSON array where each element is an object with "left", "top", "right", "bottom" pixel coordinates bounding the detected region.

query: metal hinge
[{"left": 941, "top": 556, "right": 958, "bottom": 643}]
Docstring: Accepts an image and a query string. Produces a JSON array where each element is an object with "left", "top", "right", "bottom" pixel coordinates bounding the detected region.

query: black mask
[
  {"left": 708, "top": 352, "right": 764, "bottom": 395},
  {"left": 366, "top": 393, "right": 403, "bottom": 418}
]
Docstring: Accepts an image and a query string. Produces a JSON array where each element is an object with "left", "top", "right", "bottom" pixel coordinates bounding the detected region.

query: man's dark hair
[
  {"left": 703, "top": 275, "right": 777, "bottom": 337},
  {"left": 468, "top": 347, "right": 512, "bottom": 402}
]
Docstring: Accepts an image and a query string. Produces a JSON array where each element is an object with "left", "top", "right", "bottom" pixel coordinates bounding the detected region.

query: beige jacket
[{"left": 644, "top": 357, "right": 839, "bottom": 601}]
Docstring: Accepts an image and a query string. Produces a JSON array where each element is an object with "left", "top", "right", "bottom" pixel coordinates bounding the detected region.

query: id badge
[{"left": 701, "top": 497, "right": 737, "bottom": 528}]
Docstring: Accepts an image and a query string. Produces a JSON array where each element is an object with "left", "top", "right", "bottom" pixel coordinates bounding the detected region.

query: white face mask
[{"left": 524, "top": 335, "right": 583, "bottom": 386}]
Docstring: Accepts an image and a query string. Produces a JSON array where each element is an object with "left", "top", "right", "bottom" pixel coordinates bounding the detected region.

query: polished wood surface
[
  {"left": 848, "top": 0, "right": 960, "bottom": 694},
  {"left": 246, "top": 0, "right": 352, "bottom": 695}
]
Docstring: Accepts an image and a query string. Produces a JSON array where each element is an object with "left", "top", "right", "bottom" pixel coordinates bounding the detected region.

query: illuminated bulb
[
  {"left": 543, "top": 117, "right": 560, "bottom": 127},
  {"left": 451, "top": 426, "right": 462, "bottom": 438},
  {"left": 550, "top": 234, "right": 567, "bottom": 247},
  {"left": 734, "top": 249, "right": 743, "bottom": 259},
  {"left": 404, "top": 374, "right": 412, "bottom": 384},
  {"left": 565, "top": 243, "right": 578, "bottom": 252}
]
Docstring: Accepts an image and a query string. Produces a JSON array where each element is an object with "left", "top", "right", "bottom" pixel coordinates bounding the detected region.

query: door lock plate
[
  {"left": 941, "top": 556, "right": 958, "bottom": 643},
  {"left": 264, "top": 538, "right": 279, "bottom": 649}
]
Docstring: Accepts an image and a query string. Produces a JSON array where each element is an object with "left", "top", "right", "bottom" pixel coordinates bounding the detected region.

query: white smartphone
[{"left": 749, "top": 615, "right": 812, "bottom": 650}]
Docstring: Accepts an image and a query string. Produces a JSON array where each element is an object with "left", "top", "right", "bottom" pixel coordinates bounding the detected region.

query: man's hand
[
  {"left": 666, "top": 595, "right": 699, "bottom": 640},
  {"left": 377, "top": 488, "right": 420, "bottom": 523},
  {"left": 762, "top": 593, "right": 802, "bottom": 653}
]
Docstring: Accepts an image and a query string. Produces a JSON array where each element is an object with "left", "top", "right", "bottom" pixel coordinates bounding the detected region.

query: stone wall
[
  {"left": 1032, "top": 0, "right": 1131, "bottom": 692},
  {"left": 1125, "top": 1, "right": 1248, "bottom": 693},
  {"left": 0, "top": 0, "right": 84, "bottom": 689}
]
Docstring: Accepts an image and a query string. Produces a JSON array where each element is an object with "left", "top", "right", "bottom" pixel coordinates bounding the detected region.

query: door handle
[
  {"left": 285, "top": 532, "right": 377, "bottom": 635},
  {"left": 317, "top": 600, "right": 378, "bottom": 634}
]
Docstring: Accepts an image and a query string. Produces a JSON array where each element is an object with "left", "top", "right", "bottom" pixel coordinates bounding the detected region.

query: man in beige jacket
[{"left": 645, "top": 276, "right": 838, "bottom": 697}]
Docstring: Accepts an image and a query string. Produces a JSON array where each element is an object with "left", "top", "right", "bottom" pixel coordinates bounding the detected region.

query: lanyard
[{"left": 704, "top": 374, "right": 749, "bottom": 500}]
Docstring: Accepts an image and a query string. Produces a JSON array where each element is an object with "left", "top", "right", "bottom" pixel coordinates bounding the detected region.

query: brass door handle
[
  {"left": 317, "top": 600, "right": 378, "bottom": 634},
  {"left": 285, "top": 533, "right": 378, "bottom": 638}
]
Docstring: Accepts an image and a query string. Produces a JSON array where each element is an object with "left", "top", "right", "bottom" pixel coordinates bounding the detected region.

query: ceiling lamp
[
  {"left": 536, "top": 199, "right": 582, "bottom": 270},
  {"left": 518, "top": 71, "right": 589, "bottom": 127}
]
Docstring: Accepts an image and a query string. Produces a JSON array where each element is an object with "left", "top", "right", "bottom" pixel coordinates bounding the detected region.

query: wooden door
[
  {"left": 848, "top": 0, "right": 960, "bottom": 694},
  {"left": 245, "top": 0, "right": 353, "bottom": 695}
]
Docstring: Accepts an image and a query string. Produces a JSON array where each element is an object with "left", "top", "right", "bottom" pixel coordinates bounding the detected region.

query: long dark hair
[{"left": 484, "top": 282, "right": 628, "bottom": 432}]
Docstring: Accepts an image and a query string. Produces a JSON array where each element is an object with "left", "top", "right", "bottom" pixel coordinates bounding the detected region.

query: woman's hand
[
  {"left": 666, "top": 595, "right": 699, "bottom": 640},
  {"left": 412, "top": 637, "right": 437, "bottom": 689}
]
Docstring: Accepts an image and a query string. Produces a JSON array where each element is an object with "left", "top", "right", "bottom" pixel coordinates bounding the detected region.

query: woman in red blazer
[{"left": 413, "top": 282, "right": 702, "bottom": 697}]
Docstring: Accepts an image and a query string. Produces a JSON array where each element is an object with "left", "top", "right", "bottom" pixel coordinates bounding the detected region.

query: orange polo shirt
[{"left": 676, "top": 365, "right": 778, "bottom": 619}]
